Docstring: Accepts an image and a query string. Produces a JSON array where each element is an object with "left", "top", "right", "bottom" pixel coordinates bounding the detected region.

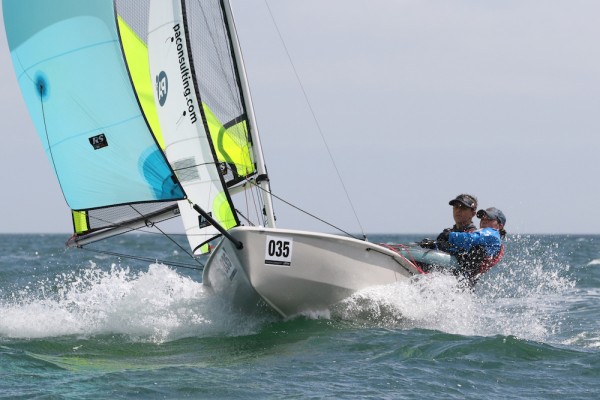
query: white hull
[{"left": 202, "top": 226, "right": 423, "bottom": 318}]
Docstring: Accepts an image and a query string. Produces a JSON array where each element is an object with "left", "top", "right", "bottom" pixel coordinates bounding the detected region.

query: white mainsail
[
  {"left": 147, "top": 0, "right": 277, "bottom": 254},
  {"left": 148, "top": 0, "right": 233, "bottom": 254}
]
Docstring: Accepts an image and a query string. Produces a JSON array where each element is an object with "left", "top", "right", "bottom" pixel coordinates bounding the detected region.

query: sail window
[{"left": 172, "top": 158, "right": 201, "bottom": 182}]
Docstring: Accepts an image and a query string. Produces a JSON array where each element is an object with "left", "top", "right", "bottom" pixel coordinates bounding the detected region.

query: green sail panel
[{"left": 3, "top": 0, "right": 184, "bottom": 212}]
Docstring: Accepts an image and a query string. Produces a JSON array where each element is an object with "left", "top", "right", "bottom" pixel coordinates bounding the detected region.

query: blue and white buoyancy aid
[{"left": 448, "top": 228, "right": 505, "bottom": 275}]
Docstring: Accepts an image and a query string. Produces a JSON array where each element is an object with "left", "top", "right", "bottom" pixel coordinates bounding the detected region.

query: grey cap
[
  {"left": 449, "top": 194, "right": 477, "bottom": 210},
  {"left": 477, "top": 207, "right": 507, "bottom": 226}
]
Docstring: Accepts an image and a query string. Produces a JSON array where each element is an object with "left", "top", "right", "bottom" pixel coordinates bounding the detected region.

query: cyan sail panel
[{"left": 3, "top": 0, "right": 184, "bottom": 210}]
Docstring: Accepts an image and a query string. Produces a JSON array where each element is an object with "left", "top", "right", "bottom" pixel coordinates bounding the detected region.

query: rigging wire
[
  {"left": 76, "top": 226, "right": 204, "bottom": 270},
  {"left": 129, "top": 204, "right": 200, "bottom": 262},
  {"left": 68, "top": 207, "right": 204, "bottom": 270},
  {"left": 75, "top": 204, "right": 195, "bottom": 259},
  {"left": 246, "top": 179, "right": 362, "bottom": 240},
  {"left": 77, "top": 246, "right": 205, "bottom": 271},
  {"left": 73, "top": 206, "right": 205, "bottom": 270},
  {"left": 262, "top": 1, "right": 367, "bottom": 239}
]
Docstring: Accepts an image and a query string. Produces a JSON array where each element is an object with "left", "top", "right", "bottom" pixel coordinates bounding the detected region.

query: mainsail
[
  {"left": 145, "top": 0, "right": 275, "bottom": 254},
  {"left": 3, "top": 0, "right": 185, "bottom": 243}
]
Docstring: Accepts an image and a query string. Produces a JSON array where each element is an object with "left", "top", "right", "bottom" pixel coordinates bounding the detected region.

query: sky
[{"left": 1, "top": 0, "right": 599, "bottom": 235}]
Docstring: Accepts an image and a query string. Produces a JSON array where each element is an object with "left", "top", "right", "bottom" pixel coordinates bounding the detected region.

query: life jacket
[
  {"left": 478, "top": 244, "right": 505, "bottom": 274},
  {"left": 453, "top": 240, "right": 504, "bottom": 287}
]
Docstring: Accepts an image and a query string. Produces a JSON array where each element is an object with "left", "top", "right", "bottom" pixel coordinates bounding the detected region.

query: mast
[{"left": 221, "top": 0, "right": 276, "bottom": 229}]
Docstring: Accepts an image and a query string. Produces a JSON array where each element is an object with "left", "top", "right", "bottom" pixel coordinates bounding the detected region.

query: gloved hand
[
  {"left": 436, "top": 230, "right": 450, "bottom": 242},
  {"left": 418, "top": 238, "right": 436, "bottom": 249},
  {"left": 436, "top": 230, "right": 451, "bottom": 252}
]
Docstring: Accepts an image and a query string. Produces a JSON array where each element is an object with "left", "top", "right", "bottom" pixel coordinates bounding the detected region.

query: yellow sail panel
[
  {"left": 72, "top": 210, "right": 89, "bottom": 234},
  {"left": 213, "top": 192, "right": 236, "bottom": 230},
  {"left": 193, "top": 192, "right": 236, "bottom": 255},
  {"left": 117, "top": 16, "right": 165, "bottom": 149},
  {"left": 204, "top": 106, "right": 255, "bottom": 176}
]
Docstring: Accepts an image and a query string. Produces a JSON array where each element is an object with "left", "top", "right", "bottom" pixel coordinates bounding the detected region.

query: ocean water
[{"left": 1, "top": 233, "right": 599, "bottom": 399}]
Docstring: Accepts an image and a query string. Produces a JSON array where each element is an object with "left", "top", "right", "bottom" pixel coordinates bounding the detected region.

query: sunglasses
[{"left": 477, "top": 210, "right": 501, "bottom": 224}]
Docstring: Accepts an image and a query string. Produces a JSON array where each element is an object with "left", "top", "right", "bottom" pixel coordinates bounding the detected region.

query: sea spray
[
  {"left": 324, "top": 235, "right": 577, "bottom": 344},
  {"left": 0, "top": 262, "right": 273, "bottom": 342},
  {"left": 1, "top": 234, "right": 597, "bottom": 399},
  {"left": 331, "top": 273, "right": 479, "bottom": 333}
]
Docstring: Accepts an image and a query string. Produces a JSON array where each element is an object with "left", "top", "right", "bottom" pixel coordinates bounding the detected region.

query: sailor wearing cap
[
  {"left": 419, "top": 194, "right": 478, "bottom": 250},
  {"left": 441, "top": 207, "right": 507, "bottom": 287},
  {"left": 446, "top": 194, "right": 478, "bottom": 234},
  {"left": 477, "top": 207, "right": 507, "bottom": 229}
]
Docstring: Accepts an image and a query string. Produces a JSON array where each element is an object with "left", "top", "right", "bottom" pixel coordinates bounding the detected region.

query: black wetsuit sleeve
[{"left": 436, "top": 229, "right": 451, "bottom": 252}]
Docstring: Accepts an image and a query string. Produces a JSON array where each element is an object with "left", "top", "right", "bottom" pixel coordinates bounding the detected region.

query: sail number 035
[
  {"left": 264, "top": 235, "right": 293, "bottom": 266},
  {"left": 268, "top": 239, "right": 290, "bottom": 258}
]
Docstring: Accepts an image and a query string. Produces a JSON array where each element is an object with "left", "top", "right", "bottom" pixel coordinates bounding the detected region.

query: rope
[
  {"left": 381, "top": 243, "right": 418, "bottom": 267},
  {"left": 378, "top": 243, "right": 426, "bottom": 275}
]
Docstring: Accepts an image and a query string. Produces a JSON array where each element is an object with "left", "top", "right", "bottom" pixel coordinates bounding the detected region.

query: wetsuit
[{"left": 436, "top": 222, "right": 477, "bottom": 241}]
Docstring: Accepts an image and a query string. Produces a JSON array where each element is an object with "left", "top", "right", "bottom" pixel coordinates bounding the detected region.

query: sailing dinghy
[{"left": 3, "top": 0, "right": 427, "bottom": 318}]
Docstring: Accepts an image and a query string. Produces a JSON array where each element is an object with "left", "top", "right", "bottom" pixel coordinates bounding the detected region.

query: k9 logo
[{"left": 156, "top": 71, "right": 168, "bottom": 106}]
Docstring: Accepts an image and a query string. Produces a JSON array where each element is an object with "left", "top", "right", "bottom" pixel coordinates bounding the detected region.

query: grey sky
[{"left": 1, "top": 1, "right": 599, "bottom": 234}]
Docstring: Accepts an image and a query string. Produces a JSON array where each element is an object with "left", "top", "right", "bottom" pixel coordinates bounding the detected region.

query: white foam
[
  {"left": 1, "top": 235, "right": 578, "bottom": 345},
  {"left": 587, "top": 259, "right": 600, "bottom": 266},
  {"left": 328, "top": 255, "right": 576, "bottom": 343},
  {"left": 0, "top": 262, "right": 272, "bottom": 342},
  {"left": 561, "top": 332, "right": 600, "bottom": 349}
]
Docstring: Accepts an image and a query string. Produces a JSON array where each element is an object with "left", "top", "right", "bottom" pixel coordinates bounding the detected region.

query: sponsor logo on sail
[
  {"left": 89, "top": 134, "right": 108, "bottom": 150},
  {"left": 219, "top": 162, "right": 229, "bottom": 175},
  {"left": 156, "top": 71, "right": 168, "bottom": 106},
  {"left": 198, "top": 212, "right": 212, "bottom": 229},
  {"left": 173, "top": 24, "right": 197, "bottom": 124}
]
